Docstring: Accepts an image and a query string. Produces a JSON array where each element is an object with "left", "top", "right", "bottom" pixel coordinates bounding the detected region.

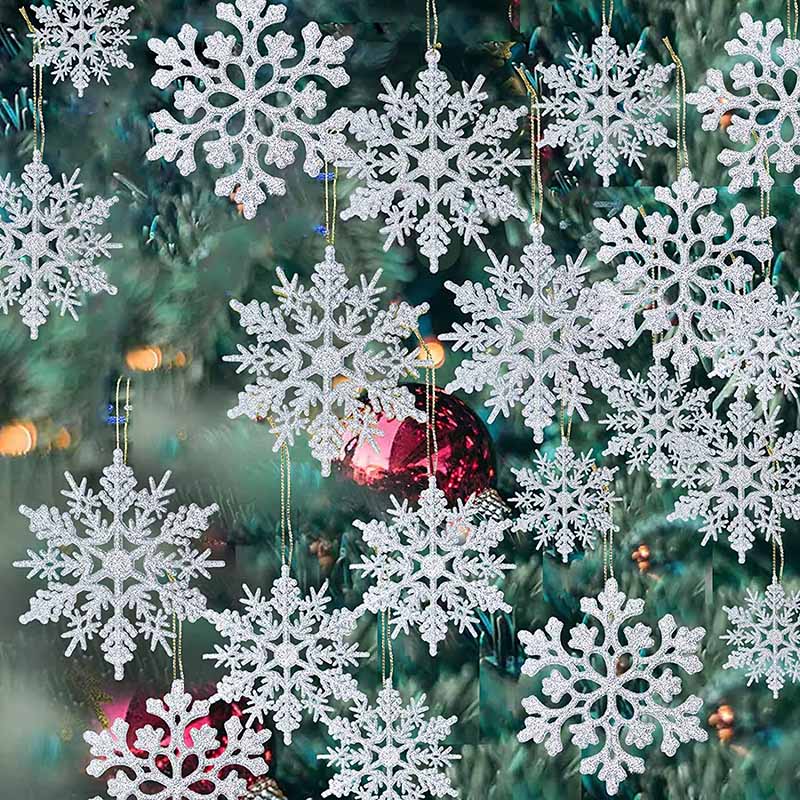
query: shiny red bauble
[{"left": 335, "top": 384, "right": 496, "bottom": 504}]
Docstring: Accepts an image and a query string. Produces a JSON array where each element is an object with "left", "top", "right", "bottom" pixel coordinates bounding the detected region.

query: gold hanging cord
[{"left": 19, "top": 7, "right": 45, "bottom": 155}]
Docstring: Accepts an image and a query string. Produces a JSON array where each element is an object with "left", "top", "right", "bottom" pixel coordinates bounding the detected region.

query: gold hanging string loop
[
  {"left": 380, "top": 609, "right": 395, "bottom": 684},
  {"left": 323, "top": 158, "right": 338, "bottom": 247},
  {"left": 788, "top": 0, "right": 799, "bottom": 38},
  {"left": 425, "top": 0, "right": 441, "bottom": 51},
  {"left": 167, "top": 574, "right": 185, "bottom": 683},
  {"left": 602, "top": 0, "right": 615, "bottom": 30},
  {"left": 415, "top": 333, "right": 439, "bottom": 478},
  {"left": 559, "top": 393, "right": 573, "bottom": 448},
  {"left": 662, "top": 38, "right": 688, "bottom": 175},
  {"left": 269, "top": 415, "right": 294, "bottom": 568},
  {"left": 114, "top": 377, "right": 132, "bottom": 461},
  {"left": 514, "top": 66, "right": 543, "bottom": 227},
  {"left": 19, "top": 7, "right": 44, "bottom": 156}
]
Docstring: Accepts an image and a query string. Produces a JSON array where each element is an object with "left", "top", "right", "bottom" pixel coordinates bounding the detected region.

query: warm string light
[
  {"left": 426, "top": 0, "right": 440, "bottom": 51},
  {"left": 19, "top": 7, "right": 44, "bottom": 155}
]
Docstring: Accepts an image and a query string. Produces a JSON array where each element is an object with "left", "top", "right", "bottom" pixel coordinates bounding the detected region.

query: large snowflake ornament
[
  {"left": 0, "top": 152, "right": 120, "bottom": 339},
  {"left": 537, "top": 26, "right": 675, "bottom": 186},
  {"left": 595, "top": 168, "right": 775, "bottom": 377},
  {"left": 711, "top": 282, "right": 800, "bottom": 404},
  {"left": 351, "top": 477, "right": 514, "bottom": 656},
  {"left": 14, "top": 449, "right": 223, "bottom": 679},
  {"left": 442, "top": 224, "right": 622, "bottom": 444},
  {"left": 510, "top": 443, "right": 619, "bottom": 563},
  {"left": 30, "top": 0, "right": 135, "bottom": 98},
  {"left": 224, "top": 245, "right": 428, "bottom": 476},
  {"left": 687, "top": 14, "right": 800, "bottom": 194},
  {"left": 668, "top": 394, "right": 800, "bottom": 563},
  {"left": 206, "top": 565, "right": 367, "bottom": 744},
  {"left": 85, "top": 679, "right": 271, "bottom": 800},
  {"left": 722, "top": 580, "right": 800, "bottom": 698},
  {"left": 602, "top": 362, "right": 716, "bottom": 480},
  {"left": 147, "top": 0, "right": 352, "bottom": 219},
  {"left": 339, "top": 47, "right": 528, "bottom": 273},
  {"left": 518, "top": 578, "right": 707, "bottom": 795},
  {"left": 320, "top": 681, "right": 460, "bottom": 799}
]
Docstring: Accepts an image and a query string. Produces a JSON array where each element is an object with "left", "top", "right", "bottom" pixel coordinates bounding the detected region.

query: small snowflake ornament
[
  {"left": 687, "top": 14, "right": 800, "bottom": 194},
  {"left": 668, "top": 394, "right": 800, "bottom": 563},
  {"left": 442, "top": 224, "right": 622, "bottom": 444},
  {"left": 147, "top": 0, "right": 352, "bottom": 219},
  {"left": 537, "top": 26, "right": 675, "bottom": 185},
  {"left": 320, "top": 680, "right": 460, "bottom": 799},
  {"left": 712, "top": 282, "right": 800, "bottom": 404},
  {"left": 0, "top": 152, "right": 120, "bottom": 339},
  {"left": 351, "top": 477, "right": 513, "bottom": 656},
  {"left": 30, "top": 0, "right": 135, "bottom": 98},
  {"left": 510, "top": 443, "right": 619, "bottom": 563},
  {"left": 602, "top": 361, "right": 716, "bottom": 480},
  {"left": 595, "top": 168, "right": 775, "bottom": 377},
  {"left": 224, "top": 245, "right": 428, "bottom": 476},
  {"left": 206, "top": 565, "right": 367, "bottom": 744},
  {"left": 518, "top": 578, "right": 707, "bottom": 795},
  {"left": 722, "top": 580, "right": 800, "bottom": 698},
  {"left": 14, "top": 449, "right": 222, "bottom": 679},
  {"left": 339, "top": 47, "right": 528, "bottom": 273},
  {"left": 85, "top": 679, "right": 271, "bottom": 800}
]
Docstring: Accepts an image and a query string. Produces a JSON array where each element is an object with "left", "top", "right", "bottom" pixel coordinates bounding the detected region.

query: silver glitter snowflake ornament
[
  {"left": 0, "top": 152, "right": 120, "bottom": 339},
  {"left": 320, "top": 680, "right": 460, "bottom": 799},
  {"left": 668, "top": 394, "right": 800, "bottom": 563},
  {"left": 687, "top": 14, "right": 800, "bottom": 194},
  {"left": 85, "top": 679, "right": 271, "bottom": 800},
  {"left": 224, "top": 245, "right": 428, "bottom": 476},
  {"left": 722, "top": 580, "right": 800, "bottom": 698},
  {"left": 339, "top": 47, "right": 528, "bottom": 273},
  {"left": 537, "top": 26, "right": 675, "bottom": 186},
  {"left": 602, "top": 361, "right": 716, "bottom": 481},
  {"left": 518, "top": 578, "right": 707, "bottom": 795},
  {"left": 442, "top": 224, "right": 622, "bottom": 444},
  {"left": 206, "top": 565, "right": 367, "bottom": 744},
  {"left": 510, "top": 443, "right": 619, "bottom": 563},
  {"left": 351, "top": 476, "right": 514, "bottom": 656},
  {"left": 14, "top": 449, "right": 222, "bottom": 679},
  {"left": 712, "top": 282, "right": 800, "bottom": 404},
  {"left": 30, "top": 0, "right": 135, "bottom": 98},
  {"left": 595, "top": 168, "right": 774, "bottom": 377},
  {"left": 147, "top": 0, "right": 352, "bottom": 219}
]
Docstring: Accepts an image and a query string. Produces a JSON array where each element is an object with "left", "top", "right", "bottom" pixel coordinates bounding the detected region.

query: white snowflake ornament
[
  {"left": 30, "top": 0, "right": 135, "bottom": 98},
  {"left": 351, "top": 476, "right": 514, "bottom": 656},
  {"left": 320, "top": 680, "right": 460, "bottom": 799},
  {"left": 687, "top": 14, "right": 800, "bottom": 194},
  {"left": 85, "top": 679, "right": 271, "bottom": 800},
  {"left": 668, "top": 395, "right": 800, "bottom": 563},
  {"left": 602, "top": 362, "right": 716, "bottom": 481},
  {"left": 510, "top": 443, "right": 618, "bottom": 563},
  {"left": 712, "top": 282, "right": 800, "bottom": 404},
  {"left": 224, "top": 245, "right": 428, "bottom": 476},
  {"left": 442, "top": 224, "right": 622, "bottom": 444},
  {"left": 595, "top": 168, "right": 775, "bottom": 377},
  {"left": 206, "top": 565, "right": 367, "bottom": 744},
  {"left": 339, "top": 47, "right": 528, "bottom": 273},
  {"left": 537, "top": 26, "right": 675, "bottom": 185},
  {"left": 518, "top": 578, "right": 707, "bottom": 795},
  {"left": 722, "top": 580, "right": 800, "bottom": 698},
  {"left": 14, "top": 449, "right": 223, "bottom": 679},
  {"left": 0, "top": 152, "right": 120, "bottom": 339},
  {"left": 147, "top": 0, "right": 352, "bottom": 219}
]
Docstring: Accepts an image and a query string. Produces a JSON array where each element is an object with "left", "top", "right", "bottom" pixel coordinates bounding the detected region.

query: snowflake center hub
[
  {"left": 594, "top": 93, "right": 618, "bottom": 117},
  {"left": 73, "top": 28, "right": 93, "bottom": 48},
  {"left": 378, "top": 744, "right": 401, "bottom": 770},
  {"left": 420, "top": 553, "right": 446, "bottom": 581},
  {"left": 729, "top": 465, "right": 751, "bottom": 488},
  {"left": 523, "top": 322, "right": 552, "bottom": 351},
  {"left": 422, "top": 149, "right": 450, "bottom": 181},
  {"left": 556, "top": 490, "right": 573, "bottom": 509},
  {"left": 756, "top": 334, "right": 776, "bottom": 355},
  {"left": 23, "top": 231, "right": 50, "bottom": 259},
  {"left": 318, "top": 345, "right": 345, "bottom": 378},
  {"left": 650, "top": 412, "right": 667, "bottom": 432},
  {"left": 274, "top": 642, "right": 300, "bottom": 669},
  {"left": 766, "top": 628, "right": 784, "bottom": 646},
  {"left": 105, "top": 548, "right": 134, "bottom": 580}
]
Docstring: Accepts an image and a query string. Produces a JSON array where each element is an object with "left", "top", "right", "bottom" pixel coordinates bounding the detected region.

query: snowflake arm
[
  {"left": 351, "top": 477, "right": 514, "bottom": 655},
  {"left": 147, "top": 0, "right": 353, "bottom": 219},
  {"left": 14, "top": 449, "right": 222, "bottom": 679},
  {"left": 224, "top": 246, "right": 427, "bottom": 475},
  {"left": 339, "top": 48, "right": 528, "bottom": 273},
  {"left": 518, "top": 579, "right": 706, "bottom": 796},
  {"left": 537, "top": 26, "right": 675, "bottom": 186},
  {"left": 85, "top": 680, "right": 270, "bottom": 799}
]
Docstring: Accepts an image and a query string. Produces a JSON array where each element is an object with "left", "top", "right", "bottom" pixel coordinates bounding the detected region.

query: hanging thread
[
  {"left": 662, "top": 38, "right": 688, "bottom": 175},
  {"left": 602, "top": 0, "right": 615, "bottom": 30},
  {"left": 19, "top": 7, "right": 44, "bottom": 156},
  {"left": 168, "top": 573, "right": 185, "bottom": 683},
  {"left": 514, "top": 66, "right": 543, "bottom": 227},
  {"left": 415, "top": 333, "right": 440, "bottom": 478},
  {"left": 380, "top": 609, "right": 395, "bottom": 684},
  {"left": 425, "top": 0, "right": 440, "bottom": 51},
  {"left": 788, "top": 0, "right": 799, "bottom": 38},
  {"left": 114, "top": 377, "right": 131, "bottom": 462},
  {"left": 279, "top": 441, "right": 294, "bottom": 567},
  {"left": 323, "top": 158, "right": 338, "bottom": 246}
]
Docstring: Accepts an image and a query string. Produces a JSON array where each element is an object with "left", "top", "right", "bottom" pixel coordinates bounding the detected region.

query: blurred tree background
[{"left": 0, "top": 0, "right": 798, "bottom": 798}]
